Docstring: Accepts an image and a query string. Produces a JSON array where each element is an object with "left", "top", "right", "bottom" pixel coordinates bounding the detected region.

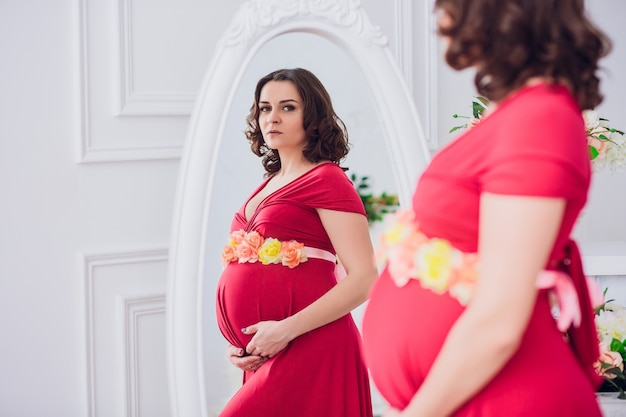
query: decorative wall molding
[
  {"left": 76, "top": 0, "right": 92, "bottom": 164},
  {"left": 118, "top": 294, "right": 167, "bottom": 417},
  {"left": 78, "top": 143, "right": 183, "bottom": 164},
  {"left": 75, "top": 0, "right": 184, "bottom": 164},
  {"left": 115, "top": 0, "right": 196, "bottom": 116},
  {"left": 82, "top": 248, "right": 168, "bottom": 417},
  {"left": 220, "top": 0, "right": 388, "bottom": 47},
  {"left": 393, "top": 0, "right": 414, "bottom": 93},
  {"left": 424, "top": 0, "right": 439, "bottom": 150}
]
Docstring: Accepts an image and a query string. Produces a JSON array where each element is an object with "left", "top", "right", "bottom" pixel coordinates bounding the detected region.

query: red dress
[
  {"left": 216, "top": 162, "right": 373, "bottom": 417},
  {"left": 362, "top": 84, "right": 602, "bottom": 416}
]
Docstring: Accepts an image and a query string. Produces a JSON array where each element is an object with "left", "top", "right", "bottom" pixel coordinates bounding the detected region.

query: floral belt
[
  {"left": 376, "top": 209, "right": 479, "bottom": 305},
  {"left": 221, "top": 229, "right": 337, "bottom": 269},
  {"left": 377, "top": 209, "right": 602, "bottom": 332}
]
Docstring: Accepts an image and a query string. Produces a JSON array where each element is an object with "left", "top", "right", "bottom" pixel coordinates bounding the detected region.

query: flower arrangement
[
  {"left": 584, "top": 110, "right": 626, "bottom": 173},
  {"left": 221, "top": 230, "right": 307, "bottom": 268},
  {"left": 595, "top": 290, "right": 626, "bottom": 399},
  {"left": 350, "top": 173, "right": 400, "bottom": 224},
  {"left": 450, "top": 96, "right": 626, "bottom": 173}
]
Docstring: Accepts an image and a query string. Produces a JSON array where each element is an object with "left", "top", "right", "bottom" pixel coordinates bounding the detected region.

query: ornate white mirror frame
[{"left": 166, "top": 1, "right": 431, "bottom": 416}]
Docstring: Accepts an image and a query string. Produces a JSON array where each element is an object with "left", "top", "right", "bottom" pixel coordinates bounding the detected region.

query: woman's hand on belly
[
  {"left": 226, "top": 344, "right": 268, "bottom": 372},
  {"left": 242, "top": 319, "right": 294, "bottom": 358}
]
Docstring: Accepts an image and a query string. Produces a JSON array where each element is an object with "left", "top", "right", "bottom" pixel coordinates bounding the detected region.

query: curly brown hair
[
  {"left": 245, "top": 68, "right": 350, "bottom": 177},
  {"left": 434, "top": 0, "right": 611, "bottom": 110}
]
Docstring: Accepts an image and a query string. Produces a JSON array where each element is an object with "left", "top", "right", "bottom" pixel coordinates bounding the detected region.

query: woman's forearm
[
  {"left": 285, "top": 268, "right": 376, "bottom": 339},
  {"left": 400, "top": 303, "right": 525, "bottom": 416}
]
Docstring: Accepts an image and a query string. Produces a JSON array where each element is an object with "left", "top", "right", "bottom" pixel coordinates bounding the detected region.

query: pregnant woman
[
  {"left": 216, "top": 68, "right": 376, "bottom": 417},
  {"left": 362, "top": 1, "right": 611, "bottom": 416}
]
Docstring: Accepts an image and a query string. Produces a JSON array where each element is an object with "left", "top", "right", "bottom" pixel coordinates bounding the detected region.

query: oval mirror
[{"left": 167, "top": 1, "right": 431, "bottom": 416}]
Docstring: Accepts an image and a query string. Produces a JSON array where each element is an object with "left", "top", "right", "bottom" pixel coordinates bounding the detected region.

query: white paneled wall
[
  {"left": 0, "top": 1, "right": 624, "bottom": 416},
  {"left": 76, "top": 0, "right": 239, "bottom": 163},
  {"left": 83, "top": 249, "right": 168, "bottom": 417}
]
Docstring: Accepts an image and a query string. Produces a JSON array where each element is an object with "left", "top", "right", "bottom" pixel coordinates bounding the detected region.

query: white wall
[
  {"left": 0, "top": 1, "right": 624, "bottom": 416},
  {"left": 0, "top": 0, "right": 225, "bottom": 416}
]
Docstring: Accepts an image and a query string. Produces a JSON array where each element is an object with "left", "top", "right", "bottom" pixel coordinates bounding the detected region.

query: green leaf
[
  {"left": 610, "top": 338, "right": 625, "bottom": 354},
  {"left": 449, "top": 125, "right": 467, "bottom": 133},
  {"left": 602, "top": 376, "right": 626, "bottom": 398},
  {"left": 589, "top": 146, "right": 599, "bottom": 160},
  {"left": 605, "top": 367, "right": 625, "bottom": 378},
  {"left": 595, "top": 293, "right": 616, "bottom": 315},
  {"left": 472, "top": 102, "right": 484, "bottom": 119},
  {"left": 476, "top": 96, "right": 490, "bottom": 106}
]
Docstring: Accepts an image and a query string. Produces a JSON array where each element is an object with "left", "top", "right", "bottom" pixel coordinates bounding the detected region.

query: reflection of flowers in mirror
[
  {"left": 595, "top": 292, "right": 626, "bottom": 399},
  {"left": 350, "top": 173, "right": 399, "bottom": 224},
  {"left": 450, "top": 97, "right": 626, "bottom": 173}
]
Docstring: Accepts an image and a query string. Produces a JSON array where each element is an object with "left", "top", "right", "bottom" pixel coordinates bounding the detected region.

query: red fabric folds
[{"left": 562, "top": 239, "right": 603, "bottom": 389}]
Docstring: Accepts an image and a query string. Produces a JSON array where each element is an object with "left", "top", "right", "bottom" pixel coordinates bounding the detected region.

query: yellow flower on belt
[
  {"left": 258, "top": 238, "right": 282, "bottom": 265},
  {"left": 416, "top": 238, "right": 461, "bottom": 293},
  {"left": 377, "top": 209, "right": 479, "bottom": 305}
]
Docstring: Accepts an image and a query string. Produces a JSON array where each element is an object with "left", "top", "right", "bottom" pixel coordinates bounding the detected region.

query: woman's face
[{"left": 258, "top": 80, "right": 307, "bottom": 152}]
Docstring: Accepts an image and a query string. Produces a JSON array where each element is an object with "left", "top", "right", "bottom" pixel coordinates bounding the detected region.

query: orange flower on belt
[{"left": 281, "top": 240, "right": 308, "bottom": 268}]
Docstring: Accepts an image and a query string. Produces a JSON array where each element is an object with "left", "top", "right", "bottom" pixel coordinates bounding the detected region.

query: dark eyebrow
[{"left": 259, "top": 99, "right": 299, "bottom": 105}]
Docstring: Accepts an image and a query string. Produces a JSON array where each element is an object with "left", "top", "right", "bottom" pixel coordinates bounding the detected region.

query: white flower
[
  {"left": 582, "top": 109, "right": 626, "bottom": 173},
  {"left": 605, "top": 131, "right": 626, "bottom": 172},
  {"left": 584, "top": 109, "right": 601, "bottom": 132},
  {"left": 596, "top": 302, "right": 626, "bottom": 345}
]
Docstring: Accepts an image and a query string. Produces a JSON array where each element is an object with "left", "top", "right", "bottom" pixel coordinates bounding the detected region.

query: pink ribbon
[
  {"left": 304, "top": 246, "right": 346, "bottom": 282},
  {"left": 536, "top": 270, "right": 603, "bottom": 332}
]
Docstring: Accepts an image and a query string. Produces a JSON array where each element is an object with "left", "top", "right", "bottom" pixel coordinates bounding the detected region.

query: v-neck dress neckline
[{"left": 243, "top": 162, "right": 333, "bottom": 223}]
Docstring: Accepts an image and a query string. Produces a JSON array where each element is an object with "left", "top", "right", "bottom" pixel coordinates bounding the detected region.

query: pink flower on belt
[{"left": 234, "top": 231, "right": 264, "bottom": 263}]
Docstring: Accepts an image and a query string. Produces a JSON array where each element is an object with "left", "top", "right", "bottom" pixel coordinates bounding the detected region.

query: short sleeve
[
  {"left": 300, "top": 164, "right": 367, "bottom": 216},
  {"left": 482, "top": 100, "right": 590, "bottom": 199}
]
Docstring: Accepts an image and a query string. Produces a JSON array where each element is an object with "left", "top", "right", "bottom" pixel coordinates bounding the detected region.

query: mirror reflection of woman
[
  {"left": 362, "top": 0, "right": 610, "bottom": 416},
  {"left": 216, "top": 68, "right": 376, "bottom": 417}
]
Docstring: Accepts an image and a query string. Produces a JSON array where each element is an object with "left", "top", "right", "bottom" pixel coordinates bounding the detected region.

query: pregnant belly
[
  {"left": 216, "top": 260, "right": 335, "bottom": 348},
  {"left": 361, "top": 269, "right": 464, "bottom": 409}
]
